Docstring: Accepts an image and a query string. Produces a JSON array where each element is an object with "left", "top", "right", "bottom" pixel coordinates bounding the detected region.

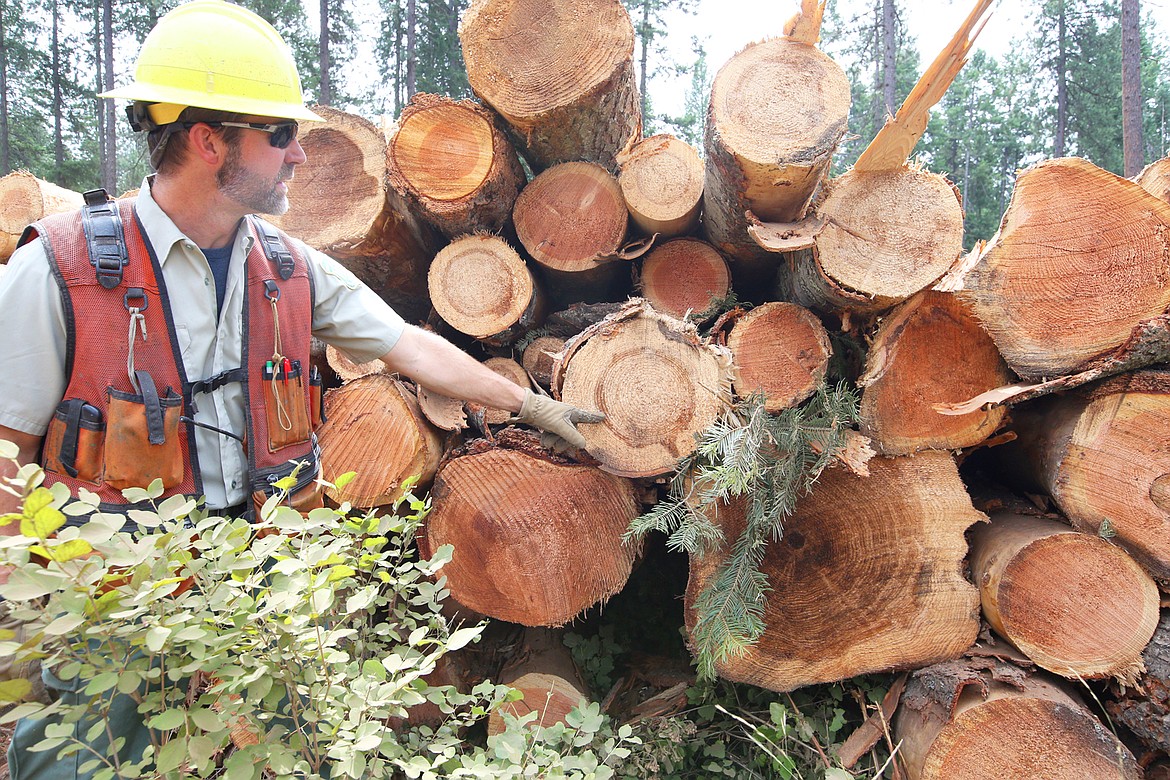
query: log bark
[
  {"left": 0, "top": 171, "right": 83, "bottom": 261},
  {"left": 685, "top": 452, "right": 983, "bottom": 692},
  {"left": 1002, "top": 368, "right": 1170, "bottom": 580},
  {"left": 552, "top": 301, "right": 734, "bottom": 478},
  {"left": 325, "top": 343, "right": 388, "bottom": 383},
  {"left": 521, "top": 335, "right": 565, "bottom": 389},
  {"left": 387, "top": 92, "right": 526, "bottom": 238},
  {"left": 317, "top": 374, "right": 443, "bottom": 507},
  {"left": 969, "top": 512, "right": 1158, "bottom": 683},
  {"left": 638, "top": 238, "right": 730, "bottom": 321},
  {"left": 772, "top": 168, "right": 965, "bottom": 314},
  {"left": 1135, "top": 156, "right": 1170, "bottom": 203},
  {"left": 459, "top": 0, "right": 641, "bottom": 172},
  {"left": 1107, "top": 610, "right": 1170, "bottom": 754},
  {"left": 702, "top": 36, "right": 850, "bottom": 282},
  {"left": 421, "top": 434, "right": 641, "bottom": 626},
  {"left": 487, "top": 627, "right": 591, "bottom": 735},
  {"left": 428, "top": 234, "right": 545, "bottom": 344},
  {"left": 858, "top": 290, "right": 1013, "bottom": 455},
  {"left": 943, "top": 157, "right": 1170, "bottom": 380},
  {"left": 723, "top": 302, "right": 832, "bottom": 412},
  {"left": 512, "top": 161, "right": 631, "bottom": 303},
  {"left": 270, "top": 106, "right": 388, "bottom": 252},
  {"left": 896, "top": 658, "right": 1141, "bottom": 780},
  {"left": 617, "top": 134, "right": 703, "bottom": 238}
]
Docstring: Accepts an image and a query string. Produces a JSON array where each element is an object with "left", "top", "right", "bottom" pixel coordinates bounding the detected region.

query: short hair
[{"left": 148, "top": 107, "right": 247, "bottom": 174}]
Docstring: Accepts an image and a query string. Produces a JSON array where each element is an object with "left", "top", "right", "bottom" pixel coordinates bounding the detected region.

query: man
[{"left": 0, "top": 1, "right": 601, "bottom": 776}]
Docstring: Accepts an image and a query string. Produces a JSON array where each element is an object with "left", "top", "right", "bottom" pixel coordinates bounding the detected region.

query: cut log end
[
  {"left": 390, "top": 99, "right": 496, "bottom": 202},
  {"left": 640, "top": 238, "right": 730, "bottom": 321},
  {"left": 429, "top": 235, "right": 536, "bottom": 339},
  {"left": 726, "top": 301, "right": 832, "bottom": 411},
  {"left": 481, "top": 357, "right": 529, "bottom": 425},
  {"left": 618, "top": 134, "right": 703, "bottom": 237},
  {"left": 522, "top": 335, "right": 566, "bottom": 389}
]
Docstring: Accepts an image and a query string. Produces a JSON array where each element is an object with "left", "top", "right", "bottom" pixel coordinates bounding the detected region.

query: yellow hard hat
[{"left": 100, "top": 0, "right": 322, "bottom": 124}]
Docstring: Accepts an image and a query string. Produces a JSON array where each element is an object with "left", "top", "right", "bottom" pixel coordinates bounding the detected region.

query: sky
[{"left": 649, "top": 0, "right": 1170, "bottom": 116}]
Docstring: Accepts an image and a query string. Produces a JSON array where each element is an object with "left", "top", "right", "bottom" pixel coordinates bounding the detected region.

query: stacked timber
[{"left": 0, "top": 171, "right": 83, "bottom": 261}]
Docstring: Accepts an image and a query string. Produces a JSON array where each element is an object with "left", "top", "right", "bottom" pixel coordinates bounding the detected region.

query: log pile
[{"left": 253, "top": 0, "right": 1170, "bottom": 770}]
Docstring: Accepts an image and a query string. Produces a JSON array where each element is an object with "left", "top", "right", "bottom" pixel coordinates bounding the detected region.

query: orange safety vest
[{"left": 18, "top": 189, "right": 321, "bottom": 516}]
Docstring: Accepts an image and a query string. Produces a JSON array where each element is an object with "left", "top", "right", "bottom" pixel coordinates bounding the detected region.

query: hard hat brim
[{"left": 100, "top": 83, "right": 324, "bottom": 123}]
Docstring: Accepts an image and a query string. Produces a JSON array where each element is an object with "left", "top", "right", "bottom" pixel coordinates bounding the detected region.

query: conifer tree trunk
[
  {"left": 319, "top": 0, "right": 332, "bottom": 105},
  {"left": 1121, "top": 0, "right": 1143, "bottom": 176},
  {"left": 639, "top": 0, "right": 650, "bottom": 120},
  {"left": 0, "top": 0, "right": 9, "bottom": 176},
  {"left": 1055, "top": 0, "right": 1067, "bottom": 157},
  {"left": 406, "top": 0, "right": 417, "bottom": 99},
  {"left": 881, "top": 0, "right": 896, "bottom": 114},
  {"left": 101, "top": 0, "right": 116, "bottom": 192},
  {"left": 52, "top": 0, "right": 64, "bottom": 177}
]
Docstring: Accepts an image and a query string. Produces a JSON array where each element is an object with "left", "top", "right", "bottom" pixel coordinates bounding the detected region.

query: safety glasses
[{"left": 186, "top": 120, "right": 300, "bottom": 149}]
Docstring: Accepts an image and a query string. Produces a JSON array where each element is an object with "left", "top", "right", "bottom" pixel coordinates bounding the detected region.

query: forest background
[{"left": 1, "top": 0, "right": 1168, "bottom": 250}]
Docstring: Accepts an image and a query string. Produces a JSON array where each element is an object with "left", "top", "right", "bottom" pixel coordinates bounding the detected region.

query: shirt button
[{"left": 204, "top": 278, "right": 211, "bottom": 286}]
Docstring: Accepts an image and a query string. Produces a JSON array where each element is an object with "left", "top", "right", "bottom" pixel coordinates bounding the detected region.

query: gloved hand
[{"left": 514, "top": 388, "right": 605, "bottom": 452}]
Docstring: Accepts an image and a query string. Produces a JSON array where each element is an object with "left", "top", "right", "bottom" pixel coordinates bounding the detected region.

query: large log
[
  {"left": 896, "top": 658, "right": 1141, "bottom": 780},
  {"left": 0, "top": 171, "right": 83, "bottom": 261},
  {"left": 317, "top": 374, "right": 443, "bottom": 507},
  {"left": 1107, "top": 610, "right": 1170, "bottom": 754},
  {"left": 552, "top": 301, "right": 734, "bottom": 478},
  {"left": 459, "top": 0, "right": 641, "bottom": 172},
  {"left": 428, "top": 234, "right": 545, "bottom": 345},
  {"left": 685, "top": 452, "right": 983, "bottom": 692},
  {"left": 702, "top": 34, "right": 850, "bottom": 282},
  {"left": 969, "top": 512, "right": 1158, "bottom": 683},
  {"left": 386, "top": 93, "right": 526, "bottom": 238},
  {"left": 420, "top": 434, "right": 641, "bottom": 626},
  {"left": 773, "top": 167, "right": 965, "bottom": 314},
  {"left": 858, "top": 290, "right": 1013, "bottom": 455},
  {"left": 943, "top": 157, "right": 1170, "bottom": 380},
  {"left": 487, "top": 627, "right": 591, "bottom": 735},
  {"left": 1135, "top": 156, "right": 1170, "bottom": 202},
  {"left": 512, "top": 161, "right": 631, "bottom": 303},
  {"left": 723, "top": 302, "right": 832, "bottom": 412},
  {"left": 617, "top": 134, "right": 703, "bottom": 238},
  {"left": 638, "top": 238, "right": 730, "bottom": 321},
  {"left": 270, "top": 105, "right": 387, "bottom": 252},
  {"left": 1003, "top": 368, "right": 1170, "bottom": 580}
]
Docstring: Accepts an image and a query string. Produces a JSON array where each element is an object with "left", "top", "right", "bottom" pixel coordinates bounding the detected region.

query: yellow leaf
[
  {"left": 0, "top": 678, "right": 32, "bottom": 703},
  {"left": 0, "top": 513, "right": 21, "bottom": 527},
  {"left": 45, "top": 539, "right": 93, "bottom": 562},
  {"left": 21, "top": 504, "right": 66, "bottom": 539}
]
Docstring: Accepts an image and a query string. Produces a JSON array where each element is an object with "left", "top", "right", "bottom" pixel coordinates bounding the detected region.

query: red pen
[{"left": 281, "top": 357, "right": 290, "bottom": 385}]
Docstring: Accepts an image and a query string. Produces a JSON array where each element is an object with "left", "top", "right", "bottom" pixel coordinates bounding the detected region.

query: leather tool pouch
[
  {"left": 251, "top": 446, "right": 325, "bottom": 519},
  {"left": 43, "top": 399, "right": 105, "bottom": 484},
  {"left": 263, "top": 359, "right": 311, "bottom": 452},
  {"left": 309, "top": 364, "right": 325, "bottom": 431},
  {"left": 104, "top": 371, "right": 184, "bottom": 491}
]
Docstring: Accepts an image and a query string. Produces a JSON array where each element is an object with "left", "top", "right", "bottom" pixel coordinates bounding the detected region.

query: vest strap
[
  {"left": 252, "top": 217, "right": 294, "bottom": 281},
  {"left": 190, "top": 367, "right": 246, "bottom": 396},
  {"left": 81, "top": 189, "right": 129, "bottom": 290}
]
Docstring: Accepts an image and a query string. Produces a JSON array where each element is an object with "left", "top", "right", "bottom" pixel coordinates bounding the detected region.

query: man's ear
[{"left": 185, "top": 123, "right": 227, "bottom": 166}]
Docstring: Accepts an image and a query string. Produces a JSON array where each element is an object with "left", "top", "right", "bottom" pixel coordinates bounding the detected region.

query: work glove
[{"left": 515, "top": 388, "right": 605, "bottom": 452}]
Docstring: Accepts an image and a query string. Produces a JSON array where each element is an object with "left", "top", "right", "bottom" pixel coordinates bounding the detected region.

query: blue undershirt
[{"left": 201, "top": 245, "right": 233, "bottom": 320}]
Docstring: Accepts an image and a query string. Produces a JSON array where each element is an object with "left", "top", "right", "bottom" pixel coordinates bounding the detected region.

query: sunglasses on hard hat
[{"left": 184, "top": 120, "right": 300, "bottom": 149}]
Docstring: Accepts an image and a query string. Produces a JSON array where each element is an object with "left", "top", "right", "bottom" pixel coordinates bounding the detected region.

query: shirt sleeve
[
  {"left": 0, "top": 239, "right": 69, "bottom": 436},
  {"left": 300, "top": 241, "right": 407, "bottom": 364}
]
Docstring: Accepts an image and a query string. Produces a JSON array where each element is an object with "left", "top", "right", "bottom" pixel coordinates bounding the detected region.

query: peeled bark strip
[
  {"left": 270, "top": 106, "right": 387, "bottom": 251},
  {"left": 639, "top": 238, "right": 730, "bottom": 321},
  {"left": 387, "top": 93, "right": 525, "bottom": 238},
  {"left": 946, "top": 157, "right": 1170, "bottom": 380},
  {"left": 513, "top": 161, "right": 630, "bottom": 301},
  {"left": 1004, "top": 369, "right": 1170, "bottom": 580},
  {"left": 417, "top": 385, "right": 467, "bottom": 432},
  {"left": 686, "top": 452, "right": 983, "bottom": 692},
  {"left": 553, "top": 301, "right": 734, "bottom": 477},
  {"left": 428, "top": 235, "right": 544, "bottom": 344},
  {"left": 1107, "top": 611, "right": 1170, "bottom": 754},
  {"left": 325, "top": 344, "right": 387, "bottom": 383},
  {"left": 703, "top": 37, "right": 850, "bottom": 266},
  {"left": 896, "top": 660, "right": 1140, "bottom": 780},
  {"left": 487, "top": 628, "right": 591, "bottom": 735},
  {"left": 859, "top": 290, "right": 1013, "bottom": 455},
  {"left": 773, "top": 168, "right": 965, "bottom": 314},
  {"left": 617, "top": 134, "right": 703, "bottom": 238},
  {"left": 317, "top": 375, "right": 442, "bottom": 507},
  {"left": 0, "top": 171, "right": 83, "bottom": 261},
  {"left": 1134, "top": 156, "right": 1170, "bottom": 202},
  {"left": 459, "top": 0, "right": 641, "bottom": 172},
  {"left": 969, "top": 512, "right": 1158, "bottom": 683},
  {"left": 422, "top": 440, "right": 641, "bottom": 625},
  {"left": 725, "top": 302, "right": 831, "bottom": 412},
  {"left": 522, "top": 335, "right": 566, "bottom": 389}
]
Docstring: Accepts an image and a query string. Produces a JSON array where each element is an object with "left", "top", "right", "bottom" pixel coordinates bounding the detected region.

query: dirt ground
[{"left": 0, "top": 722, "right": 11, "bottom": 778}]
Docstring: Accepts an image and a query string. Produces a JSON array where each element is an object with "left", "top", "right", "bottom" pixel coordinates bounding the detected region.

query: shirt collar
[{"left": 134, "top": 176, "right": 255, "bottom": 264}]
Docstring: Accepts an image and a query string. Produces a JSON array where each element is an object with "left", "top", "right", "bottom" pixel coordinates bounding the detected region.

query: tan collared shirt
[{"left": 0, "top": 178, "right": 405, "bottom": 508}]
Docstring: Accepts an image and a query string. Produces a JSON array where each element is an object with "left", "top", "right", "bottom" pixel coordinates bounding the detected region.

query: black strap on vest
[
  {"left": 190, "top": 368, "right": 246, "bottom": 396},
  {"left": 80, "top": 189, "right": 129, "bottom": 290},
  {"left": 251, "top": 217, "right": 294, "bottom": 281}
]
